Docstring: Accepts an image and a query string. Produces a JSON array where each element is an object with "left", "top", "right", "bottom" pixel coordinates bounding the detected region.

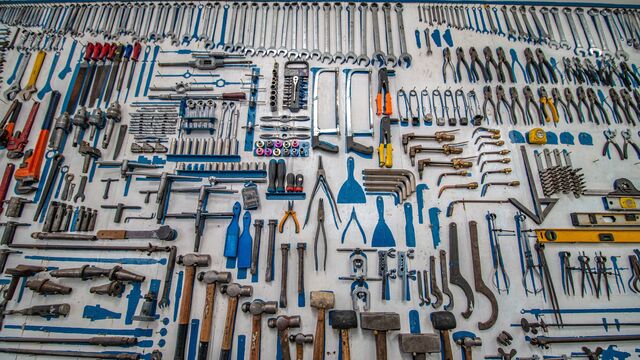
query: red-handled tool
[{"left": 0, "top": 163, "right": 15, "bottom": 216}]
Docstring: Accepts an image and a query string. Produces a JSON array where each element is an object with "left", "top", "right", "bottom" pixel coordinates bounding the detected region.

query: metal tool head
[
  {"left": 359, "top": 312, "right": 401, "bottom": 332},
  {"left": 177, "top": 253, "right": 211, "bottom": 267},
  {"left": 398, "top": 333, "right": 441, "bottom": 354},
  {"left": 289, "top": 333, "right": 314, "bottom": 344},
  {"left": 6, "top": 264, "right": 47, "bottom": 277},
  {"left": 241, "top": 299, "right": 278, "bottom": 316},
  {"left": 310, "top": 290, "right": 335, "bottom": 309},
  {"left": 155, "top": 225, "right": 178, "bottom": 241},
  {"left": 328, "top": 310, "right": 358, "bottom": 330},
  {"left": 430, "top": 311, "right": 457, "bottom": 330},
  {"left": 197, "top": 270, "right": 232, "bottom": 284},
  {"left": 220, "top": 283, "right": 253, "bottom": 298},
  {"left": 268, "top": 315, "right": 301, "bottom": 330}
]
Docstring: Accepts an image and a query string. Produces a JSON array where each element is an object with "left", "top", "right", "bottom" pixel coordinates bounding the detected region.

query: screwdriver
[
  {"left": 158, "top": 57, "right": 253, "bottom": 70},
  {"left": 124, "top": 43, "right": 142, "bottom": 102},
  {"left": 115, "top": 44, "right": 133, "bottom": 94}
]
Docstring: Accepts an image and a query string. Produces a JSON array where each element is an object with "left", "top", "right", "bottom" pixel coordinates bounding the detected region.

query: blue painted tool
[
  {"left": 337, "top": 157, "right": 366, "bottom": 204},
  {"left": 414, "top": 30, "right": 421, "bottom": 49},
  {"left": 442, "top": 29, "right": 453, "bottom": 47},
  {"left": 416, "top": 184, "right": 428, "bottom": 224},
  {"left": 224, "top": 202, "right": 242, "bottom": 258},
  {"left": 372, "top": 196, "right": 395, "bottom": 247},
  {"left": 58, "top": 39, "right": 77, "bottom": 80},
  {"left": 237, "top": 335, "right": 246, "bottom": 360},
  {"left": 508, "top": 130, "right": 525, "bottom": 144},
  {"left": 453, "top": 331, "right": 478, "bottom": 360},
  {"left": 83, "top": 304, "right": 121, "bottom": 321},
  {"left": 409, "top": 310, "right": 421, "bottom": 334},
  {"left": 143, "top": 45, "right": 160, "bottom": 97},
  {"left": 6, "top": 52, "right": 25, "bottom": 85},
  {"left": 428, "top": 207, "right": 441, "bottom": 248},
  {"left": 237, "top": 211, "right": 252, "bottom": 269},
  {"left": 3, "top": 324, "right": 153, "bottom": 337},
  {"left": 188, "top": 319, "right": 200, "bottom": 360},
  {"left": 341, "top": 207, "right": 366, "bottom": 244},
  {"left": 431, "top": 29, "right": 442, "bottom": 48},
  {"left": 37, "top": 45, "right": 64, "bottom": 100},
  {"left": 134, "top": 46, "right": 151, "bottom": 98},
  {"left": 125, "top": 282, "right": 142, "bottom": 325},
  {"left": 545, "top": 131, "right": 558, "bottom": 145},
  {"left": 579, "top": 132, "right": 593, "bottom": 146},
  {"left": 173, "top": 271, "right": 184, "bottom": 322},
  {"left": 404, "top": 203, "right": 415, "bottom": 248},
  {"left": 510, "top": 49, "right": 528, "bottom": 83}
]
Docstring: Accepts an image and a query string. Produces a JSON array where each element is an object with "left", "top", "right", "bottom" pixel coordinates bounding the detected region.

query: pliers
[
  {"left": 341, "top": 206, "right": 366, "bottom": 244},
  {"left": 602, "top": 129, "right": 624, "bottom": 160},
  {"left": 610, "top": 88, "right": 633, "bottom": 125},
  {"left": 621, "top": 129, "right": 640, "bottom": 160},
  {"left": 469, "top": 47, "right": 488, "bottom": 82},
  {"left": 538, "top": 87, "right": 558, "bottom": 124},
  {"left": 482, "top": 85, "right": 498, "bottom": 125},
  {"left": 551, "top": 88, "right": 572, "bottom": 123},
  {"left": 456, "top": 47, "right": 472, "bottom": 82},
  {"left": 620, "top": 89, "right": 640, "bottom": 125},
  {"left": 376, "top": 68, "right": 392, "bottom": 116},
  {"left": 378, "top": 117, "right": 393, "bottom": 168},
  {"left": 279, "top": 201, "right": 300, "bottom": 233},
  {"left": 303, "top": 156, "right": 341, "bottom": 229},
  {"left": 509, "top": 87, "right": 525, "bottom": 125},
  {"left": 534, "top": 48, "right": 557, "bottom": 84},
  {"left": 524, "top": 48, "right": 541, "bottom": 84},
  {"left": 523, "top": 86, "right": 543, "bottom": 125},
  {"left": 563, "top": 88, "right": 582, "bottom": 123},
  {"left": 586, "top": 88, "right": 610, "bottom": 125},
  {"left": 314, "top": 198, "right": 328, "bottom": 271},
  {"left": 442, "top": 48, "right": 457, "bottom": 84},
  {"left": 575, "top": 86, "right": 591, "bottom": 124},
  {"left": 496, "top": 47, "right": 515, "bottom": 83},
  {"left": 495, "top": 85, "right": 511, "bottom": 125},
  {"left": 483, "top": 46, "right": 500, "bottom": 82}
]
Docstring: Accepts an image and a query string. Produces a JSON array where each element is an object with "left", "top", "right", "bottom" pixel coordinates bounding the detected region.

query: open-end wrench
[
  {"left": 550, "top": 7, "right": 570, "bottom": 50},
  {"left": 370, "top": 3, "right": 385, "bottom": 66},
  {"left": 575, "top": 8, "right": 601, "bottom": 57},
  {"left": 344, "top": 3, "right": 357, "bottom": 63},
  {"left": 224, "top": 2, "right": 239, "bottom": 52},
  {"left": 299, "top": 3, "right": 310, "bottom": 59},
  {"left": 356, "top": 4, "right": 370, "bottom": 66},
  {"left": 267, "top": 3, "right": 279, "bottom": 57},
  {"left": 171, "top": 3, "right": 185, "bottom": 45},
  {"left": 501, "top": 6, "right": 517, "bottom": 41},
  {"left": 461, "top": 6, "right": 470, "bottom": 30},
  {"left": 147, "top": 3, "right": 162, "bottom": 41},
  {"left": 601, "top": 9, "right": 629, "bottom": 61},
  {"left": 205, "top": 3, "right": 221, "bottom": 49},
  {"left": 334, "top": 3, "right": 346, "bottom": 64},
  {"left": 529, "top": 6, "right": 550, "bottom": 44},
  {"left": 244, "top": 3, "right": 259, "bottom": 56},
  {"left": 321, "top": 3, "right": 332, "bottom": 63},
  {"left": 616, "top": 9, "right": 637, "bottom": 48},
  {"left": 492, "top": 7, "right": 505, "bottom": 37},
  {"left": 519, "top": 6, "right": 539, "bottom": 43},
  {"left": 165, "top": 4, "right": 179, "bottom": 40},
  {"left": 588, "top": 8, "right": 612, "bottom": 59},
  {"left": 381, "top": 3, "right": 396, "bottom": 66},
  {"left": 288, "top": 3, "right": 300, "bottom": 60},
  {"left": 310, "top": 3, "right": 322, "bottom": 60},
  {"left": 198, "top": 3, "right": 212, "bottom": 41},
  {"left": 484, "top": 5, "right": 497, "bottom": 34},
  {"left": 509, "top": 6, "right": 527, "bottom": 41},
  {"left": 539, "top": 7, "right": 559, "bottom": 49},
  {"left": 278, "top": 3, "right": 291, "bottom": 57},
  {"left": 395, "top": 3, "right": 412, "bottom": 68},
  {"left": 234, "top": 2, "right": 248, "bottom": 53},
  {"left": 563, "top": 8, "right": 587, "bottom": 56}
]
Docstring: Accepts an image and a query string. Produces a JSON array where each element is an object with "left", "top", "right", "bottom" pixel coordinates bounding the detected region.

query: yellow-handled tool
[
  {"left": 18, "top": 50, "right": 46, "bottom": 101},
  {"left": 378, "top": 117, "right": 393, "bottom": 168}
]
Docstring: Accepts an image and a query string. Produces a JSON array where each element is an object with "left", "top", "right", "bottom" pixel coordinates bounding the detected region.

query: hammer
[
  {"left": 310, "top": 291, "right": 334, "bottom": 360},
  {"left": 268, "top": 315, "right": 301, "bottom": 360},
  {"left": 453, "top": 331, "right": 482, "bottom": 360},
  {"left": 219, "top": 283, "right": 253, "bottom": 360},
  {"left": 289, "top": 333, "right": 313, "bottom": 360},
  {"left": 359, "top": 312, "right": 401, "bottom": 360},
  {"left": 328, "top": 310, "right": 358, "bottom": 360},
  {"left": 398, "top": 333, "right": 441, "bottom": 360},
  {"left": 174, "top": 253, "right": 210, "bottom": 360},
  {"left": 4, "top": 265, "right": 47, "bottom": 301},
  {"left": 241, "top": 299, "right": 278, "bottom": 360},
  {"left": 196, "top": 270, "right": 232, "bottom": 360},
  {"left": 430, "top": 311, "right": 457, "bottom": 360}
]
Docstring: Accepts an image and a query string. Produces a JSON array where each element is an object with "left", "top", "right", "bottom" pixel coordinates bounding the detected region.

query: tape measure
[{"left": 527, "top": 128, "right": 547, "bottom": 144}]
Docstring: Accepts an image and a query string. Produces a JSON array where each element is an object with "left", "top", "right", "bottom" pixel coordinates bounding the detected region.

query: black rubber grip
[
  {"left": 174, "top": 324, "right": 189, "bottom": 360},
  {"left": 197, "top": 342, "right": 208, "bottom": 360},
  {"left": 219, "top": 349, "right": 231, "bottom": 360},
  {"left": 267, "top": 159, "right": 277, "bottom": 193}
]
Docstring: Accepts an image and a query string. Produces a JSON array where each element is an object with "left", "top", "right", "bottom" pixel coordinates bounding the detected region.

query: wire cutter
[
  {"left": 442, "top": 48, "right": 457, "bottom": 84},
  {"left": 314, "top": 198, "right": 328, "bottom": 271},
  {"left": 378, "top": 117, "right": 393, "bottom": 168},
  {"left": 456, "top": 47, "right": 472, "bottom": 82},
  {"left": 483, "top": 46, "right": 500, "bottom": 82},
  {"left": 621, "top": 129, "right": 640, "bottom": 160},
  {"left": 279, "top": 201, "right": 300, "bottom": 233},
  {"left": 376, "top": 68, "right": 392, "bottom": 115},
  {"left": 469, "top": 47, "right": 488, "bottom": 82},
  {"left": 602, "top": 129, "right": 624, "bottom": 160},
  {"left": 538, "top": 87, "right": 558, "bottom": 124},
  {"left": 303, "top": 156, "right": 341, "bottom": 229}
]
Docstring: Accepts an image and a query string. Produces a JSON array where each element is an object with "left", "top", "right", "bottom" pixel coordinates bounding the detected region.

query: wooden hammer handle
[
  {"left": 373, "top": 331, "right": 388, "bottom": 360},
  {"left": 280, "top": 329, "right": 292, "bottom": 360},
  {"left": 312, "top": 308, "right": 325, "bottom": 360},
  {"left": 340, "top": 329, "right": 351, "bottom": 360},
  {"left": 199, "top": 283, "right": 216, "bottom": 343},
  {"left": 296, "top": 343, "right": 304, "bottom": 360},
  {"left": 221, "top": 296, "right": 239, "bottom": 351},
  {"left": 178, "top": 266, "right": 196, "bottom": 325},
  {"left": 464, "top": 348, "right": 473, "bottom": 360},
  {"left": 249, "top": 315, "right": 262, "bottom": 360},
  {"left": 442, "top": 330, "right": 453, "bottom": 360}
]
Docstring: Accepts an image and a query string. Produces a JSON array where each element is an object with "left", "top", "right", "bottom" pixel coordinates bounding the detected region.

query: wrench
[
  {"left": 510, "top": 6, "right": 527, "bottom": 41},
  {"left": 370, "top": 3, "right": 385, "bottom": 66},
  {"left": 344, "top": 3, "right": 357, "bottom": 63},
  {"left": 310, "top": 3, "right": 322, "bottom": 60},
  {"left": 333, "top": 3, "right": 345, "bottom": 64},
  {"left": 61, "top": 174, "right": 74, "bottom": 201},
  {"left": 287, "top": 3, "right": 299, "bottom": 60},
  {"left": 575, "top": 8, "right": 601, "bottom": 57},
  {"left": 224, "top": 2, "right": 239, "bottom": 52},
  {"left": 198, "top": 3, "right": 212, "bottom": 41},
  {"left": 244, "top": 3, "right": 259, "bottom": 56},
  {"left": 588, "top": 8, "right": 612, "bottom": 59},
  {"left": 298, "top": 3, "right": 310, "bottom": 59},
  {"left": 519, "top": 6, "right": 539, "bottom": 43},
  {"left": 395, "top": 4, "right": 411, "bottom": 68},
  {"left": 381, "top": 3, "right": 396, "bottom": 66},
  {"left": 4, "top": 52, "right": 31, "bottom": 101},
  {"left": 540, "top": 7, "right": 559, "bottom": 49},
  {"left": 529, "top": 7, "right": 550, "bottom": 45},
  {"left": 356, "top": 4, "right": 370, "bottom": 66},
  {"left": 234, "top": 2, "right": 248, "bottom": 53},
  {"left": 501, "top": 6, "right": 517, "bottom": 41},
  {"left": 73, "top": 175, "right": 87, "bottom": 203},
  {"left": 601, "top": 9, "right": 629, "bottom": 61},
  {"left": 171, "top": 4, "right": 185, "bottom": 45},
  {"left": 550, "top": 7, "right": 571, "bottom": 50},
  {"left": 255, "top": 3, "right": 269, "bottom": 56},
  {"left": 492, "top": 7, "right": 505, "bottom": 37},
  {"left": 321, "top": 3, "right": 332, "bottom": 63},
  {"left": 277, "top": 3, "right": 290, "bottom": 57},
  {"left": 37, "top": 47, "right": 62, "bottom": 100},
  {"left": 484, "top": 5, "right": 497, "bottom": 34},
  {"left": 563, "top": 8, "right": 587, "bottom": 56}
]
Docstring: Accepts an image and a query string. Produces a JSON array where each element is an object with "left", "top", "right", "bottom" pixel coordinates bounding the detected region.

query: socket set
[
  {"left": 168, "top": 137, "right": 239, "bottom": 156},
  {"left": 254, "top": 140, "right": 310, "bottom": 157},
  {"left": 283, "top": 61, "right": 309, "bottom": 113},
  {"left": 176, "top": 161, "right": 267, "bottom": 173},
  {"left": 269, "top": 62, "right": 279, "bottom": 112},
  {"left": 43, "top": 202, "right": 97, "bottom": 233}
]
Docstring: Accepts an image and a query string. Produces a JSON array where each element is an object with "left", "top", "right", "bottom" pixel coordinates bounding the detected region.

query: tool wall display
[{"left": 1, "top": 1, "right": 640, "bottom": 359}]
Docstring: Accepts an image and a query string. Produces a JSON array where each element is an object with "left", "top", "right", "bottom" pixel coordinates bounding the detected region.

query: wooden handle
[
  {"left": 178, "top": 266, "right": 195, "bottom": 325},
  {"left": 249, "top": 315, "right": 262, "bottom": 360},
  {"left": 373, "top": 331, "right": 387, "bottom": 360},
  {"left": 96, "top": 230, "right": 126, "bottom": 239},
  {"left": 442, "top": 330, "right": 453, "bottom": 360},
  {"left": 296, "top": 344, "right": 303, "bottom": 360},
  {"left": 199, "top": 283, "right": 216, "bottom": 343},
  {"left": 340, "top": 329, "right": 351, "bottom": 360},
  {"left": 464, "top": 348, "right": 473, "bottom": 360},
  {"left": 312, "top": 309, "right": 325, "bottom": 360},
  {"left": 221, "top": 296, "right": 239, "bottom": 350},
  {"left": 280, "top": 329, "right": 292, "bottom": 360}
]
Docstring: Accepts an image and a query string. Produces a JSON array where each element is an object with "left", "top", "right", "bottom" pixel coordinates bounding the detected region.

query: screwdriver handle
[
  {"left": 106, "top": 43, "right": 117, "bottom": 60},
  {"left": 122, "top": 44, "right": 133, "bottom": 60},
  {"left": 267, "top": 159, "right": 277, "bottom": 193},
  {"left": 83, "top": 42, "right": 94, "bottom": 62},
  {"left": 131, "top": 42, "right": 142, "bottom": 62},
  {"left": 221, "top": 92, "right": 247, "bottom": 101},
  {"left": 98, "top": 43, "right": 110, "bottom": 61},
  {"left": 91, "top": 43, "right": 103, "bottom": 61},
  {"left": 276, "top": 159, "right": 286, "bottom": 193}
]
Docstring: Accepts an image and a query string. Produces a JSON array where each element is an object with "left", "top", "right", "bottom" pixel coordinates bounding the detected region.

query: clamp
[
  {"left": 537, "top": 87, "right": 558, "bottom": 124},
  {"left": 602, "top": 130, "right": 624, "bottom": 160}
]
